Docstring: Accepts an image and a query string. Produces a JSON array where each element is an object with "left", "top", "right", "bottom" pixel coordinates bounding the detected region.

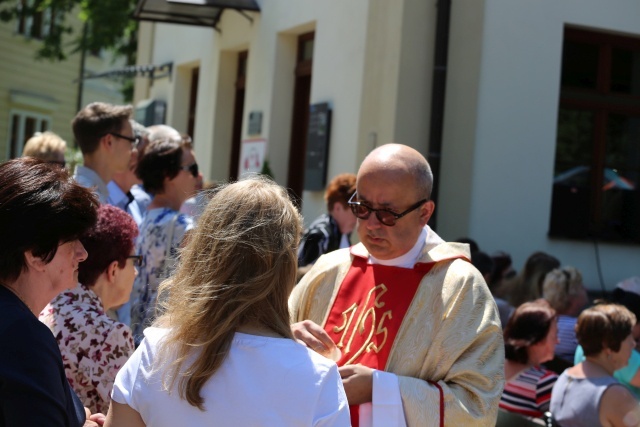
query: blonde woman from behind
[{"left": 106, "top": 176, "right": 350, "bottom": 426}]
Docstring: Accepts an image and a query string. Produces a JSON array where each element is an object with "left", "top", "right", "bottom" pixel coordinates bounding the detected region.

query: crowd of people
[
  {"left": 0, "top": 100, "right": 638, "bottom": 427},
  {"left": 461, "top": 240, "right": 640, "bottom": 426}
]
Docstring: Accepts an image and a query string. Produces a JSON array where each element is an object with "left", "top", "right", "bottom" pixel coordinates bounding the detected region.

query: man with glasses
[
  {"left": 72, "top": 102, "right": 137, "bottom": 203},
  {"left": 290, "top": 144, "right": 504, "bottom": 426},
  {"left": 108, "top": 120, "right": 152, "bottom": 227}
]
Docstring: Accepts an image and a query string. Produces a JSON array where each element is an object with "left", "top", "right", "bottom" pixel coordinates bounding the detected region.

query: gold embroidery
[
  {"left": 333, "top": 284, "right": 392, "bottom": 364},
  {"left": 333, "top": 303, "right": 358, "bottom": 349},
  {"left": 367, "top": 310, "right": 392, "bottom": 353}
]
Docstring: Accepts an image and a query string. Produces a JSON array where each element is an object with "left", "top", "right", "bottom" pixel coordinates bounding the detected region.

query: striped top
[
  {"left": 555, "top": 315, "right": 579, "bottom": 363},
  {"left": 500, "top": 366, "right": 558, "bottom": 418}
]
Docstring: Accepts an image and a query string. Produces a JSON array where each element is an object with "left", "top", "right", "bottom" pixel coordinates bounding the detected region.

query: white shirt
[{"left": 112, "top": 328, "right": 351, "bottom": 426}]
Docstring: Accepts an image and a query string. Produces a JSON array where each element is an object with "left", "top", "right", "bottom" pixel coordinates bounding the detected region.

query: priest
[{"left": 290, "top": 143, "right": 504, "bottom": 426}]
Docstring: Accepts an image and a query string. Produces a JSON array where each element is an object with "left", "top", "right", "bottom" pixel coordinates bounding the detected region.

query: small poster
[{"left": 239, "top": 138, "right": 267, "bottom": 175}]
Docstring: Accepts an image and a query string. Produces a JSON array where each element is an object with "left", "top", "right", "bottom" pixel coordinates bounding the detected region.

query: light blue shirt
[
  {"left": 107, "top": 181, "right": 148, "bottom": 227},
  {"left": 74, "top": 165, "right": 109, "bottom": 204}
]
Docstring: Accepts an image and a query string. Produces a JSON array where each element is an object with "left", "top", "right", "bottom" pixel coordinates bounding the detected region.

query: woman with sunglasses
[
  {"left": 40, "top": 204, "right": 140, "bottom": 415},
  {"left": 129, "top": 138, "right": 197, "bottom": 345}
]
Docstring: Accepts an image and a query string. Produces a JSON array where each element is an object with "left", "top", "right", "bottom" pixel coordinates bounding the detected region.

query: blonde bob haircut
[
  {"left": 542, "top": 266, "right": 583, "bottom": 312},
  {"left": 22, "top": 131, "right": 66, "bottom": 162},
  {"left": 154, "top": 175, "right": 302, "bottom": 410}
]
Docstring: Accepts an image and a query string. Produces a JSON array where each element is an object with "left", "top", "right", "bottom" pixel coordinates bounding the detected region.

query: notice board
[
  {"left": 304, "top": 102, "right": 332, "bottom": 191},
  {"left": 239, "top": 138, "right": 267, "bottom": 176}
]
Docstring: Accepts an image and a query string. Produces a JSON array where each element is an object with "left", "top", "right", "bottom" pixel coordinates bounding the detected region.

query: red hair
[
  {"left": 78, "top": 205, "right": 139, "bottom": 287},
  {"left": 325, "top": 173, "right": 356, "bottom": 211}
]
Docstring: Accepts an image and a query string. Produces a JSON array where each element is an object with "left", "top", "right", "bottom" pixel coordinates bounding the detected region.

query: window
[
  {"left": 16, "top": 0, "right": 55, "bottom": 39},
  {"left": 8, "top": 110, "right": 51, "bottom": 158},
  {"left": 549, "top": 28, "right": 640, "bottom": 243}
]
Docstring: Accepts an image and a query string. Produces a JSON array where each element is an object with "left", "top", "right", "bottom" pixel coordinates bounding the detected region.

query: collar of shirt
[
  {"left": 74, "top": 165, "right": 109, "bottom": 204},
  {"left": 369, "top": 227, "right": 428, "bottom": 268},
  {"left": 107, "top": 180, "right": 129, "bottom": 209}
]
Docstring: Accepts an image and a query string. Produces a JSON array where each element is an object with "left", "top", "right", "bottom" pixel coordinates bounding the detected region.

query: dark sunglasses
[
  {"left": 127, "top": 255, "right": 144, "bottom": 267},
  {"left": 347, "top": 192, "right": 427, "bottom": 227},
  {"left": 181, "top": 162, "right": 199, "bottom": 178},
  {"left": 109, "top": 132, "right": 141, "bottom": 147}
]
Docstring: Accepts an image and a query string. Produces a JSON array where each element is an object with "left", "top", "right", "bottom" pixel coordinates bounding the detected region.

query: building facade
[
  {"left": 134, "top": 0, "right": 640, "bottom": 289},
  {"left": 0, "top": 6, "right": 125, "bottom": 159}
]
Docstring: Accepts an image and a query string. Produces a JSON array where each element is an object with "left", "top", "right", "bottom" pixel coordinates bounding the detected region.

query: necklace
[{"left": 1, "top": 283, "right": 35, "bottom": 315}]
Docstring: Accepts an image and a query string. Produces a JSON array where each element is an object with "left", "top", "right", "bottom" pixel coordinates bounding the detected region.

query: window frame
[
  {"left": 7, "top": 109, "right": 52, "bottom": 159},
  {"left": 15, "top": 0, "right": 55, "bottom": 40},
  {"left": 550, "top": 27, "right": 640, "bottom": 243}
]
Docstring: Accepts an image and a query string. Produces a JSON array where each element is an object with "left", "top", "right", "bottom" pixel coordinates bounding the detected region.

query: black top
[
  {"left": 298, "top": 214, "right": 350, "bottom": 267},
  {"left": 0, "top": 285, "right": 85, "bottom": 427}
]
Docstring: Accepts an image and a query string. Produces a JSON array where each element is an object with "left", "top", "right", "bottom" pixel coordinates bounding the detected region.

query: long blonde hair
[{"left": 154, "top": 176, "right": 302, "bottom": 410}]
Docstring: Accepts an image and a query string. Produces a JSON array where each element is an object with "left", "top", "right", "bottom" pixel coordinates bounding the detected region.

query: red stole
[{"left": 324, "top": 255, "right": 436, "bottom": 426}]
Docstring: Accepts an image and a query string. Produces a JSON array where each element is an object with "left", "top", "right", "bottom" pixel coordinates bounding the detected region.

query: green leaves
[{"left": 0, "top": 0, "right": 138, "bottom": 64}]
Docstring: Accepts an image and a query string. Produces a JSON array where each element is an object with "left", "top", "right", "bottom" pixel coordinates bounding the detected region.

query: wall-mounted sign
[
  {"left": 239, "top": 138, "right": 267, "bottom": 176},
  {"left": 248, "top": 111, "right": 262, "bottom": 136},
  {"left": 304, "top": 102, "right": 332, "bottom": 191}
]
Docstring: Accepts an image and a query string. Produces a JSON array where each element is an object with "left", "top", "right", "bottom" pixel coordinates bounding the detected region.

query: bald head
[{"left": 359, "top": 144, "right": 433, "bottom": 200}]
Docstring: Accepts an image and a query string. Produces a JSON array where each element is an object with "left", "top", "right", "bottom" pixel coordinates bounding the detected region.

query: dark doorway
[
  {"left": 187, "top": 67, "right": 199, "bottom": 139},
  {"left": 287, "top": 32, "right": 314, "bottom": 205},
  {"left": 229, "top": 51, "right": 248, "bottom": 181}
]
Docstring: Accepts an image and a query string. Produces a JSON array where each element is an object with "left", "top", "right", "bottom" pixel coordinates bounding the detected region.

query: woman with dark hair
[
  {"left": 498, "top": 251, "right": 561, "bottom": 307},
  {"left": 551, "top": 304, "right": 639, "bottom": 427},
  {"left": 0, "top": 157, "right": 99, "bottom": 426},
  {"left": 40, "top": 205, "right": 139, "bottom": 414},
  {"left": 500, "top": 299, "right": 559, "bottom": 420},
  {"left": 106, "top": 177, "right": 349, "bottom": 425},
  {"left": 130, "top": 138, "right": 197, "bottom": 345}
]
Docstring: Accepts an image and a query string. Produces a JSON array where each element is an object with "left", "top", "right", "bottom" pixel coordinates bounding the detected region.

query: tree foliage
[{"left": 0, "top": 0, "right": 138, "bottom": 64}]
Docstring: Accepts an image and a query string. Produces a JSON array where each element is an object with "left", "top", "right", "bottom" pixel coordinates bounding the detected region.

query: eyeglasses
[
  {"left": 347, "top": 192, "right": 428, "bottom": 227},
  {"left": 181, "top": 162, "right": 199, "bottom": 178},
  {"left": 127, "top": 255, "right": 144, "bottom": 267},
  {"left": 109, "top": 132, "right": 141, "bottom": 147}
]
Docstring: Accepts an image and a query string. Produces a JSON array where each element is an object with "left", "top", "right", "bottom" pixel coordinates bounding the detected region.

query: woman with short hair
[
  {"left": 500, "top": 299, "right": 559, "bottom": 420},
  {"left": 106, "top": 177, "right": 350, "bottom": 426},
  {"left": 550, "top": 304, "right": 639, "bottom": 427},
  {"left": 573, "top": 278, "right": 640, "bottom": 399},
  {"left": 40, "top": 205, "right": 139, "bottom": 414},
  {"left": 129, "top": 138, "right": 198, "bottom": 344},
  {"left": 22, "top": 130, "right": 67, "bottom": 167},
  {"left": 0, "top": 157, "right": 98, "bottom": 426},
  {"left": 542, "top": 266, "right": 588, "bottom": 363}
]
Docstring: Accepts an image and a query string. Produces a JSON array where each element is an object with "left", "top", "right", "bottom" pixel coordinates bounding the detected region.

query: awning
[
  {"left": 134, "top": 0, "right": 260, "bottom": 29},
  {"left": 81, "top": 62, "right": 173, "bottom": 81}
]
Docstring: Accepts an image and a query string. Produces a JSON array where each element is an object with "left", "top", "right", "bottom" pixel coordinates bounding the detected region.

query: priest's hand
[
  {"left": 292, "top": 320, "right": 341, "bottom": 360},
  {"left": 339, "top": 364, "right": 373, "bottom": 405}
]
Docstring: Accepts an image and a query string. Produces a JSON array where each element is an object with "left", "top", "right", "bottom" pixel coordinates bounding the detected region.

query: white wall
[
  {"left": 440, "top": 0, "right": 640, "bottom": 289},
  {"left": 242, "top": 0, "right": 371, "bottom": 224},
  {"left": 144, "top": 23, "right": 216, "bottom": 177}
]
